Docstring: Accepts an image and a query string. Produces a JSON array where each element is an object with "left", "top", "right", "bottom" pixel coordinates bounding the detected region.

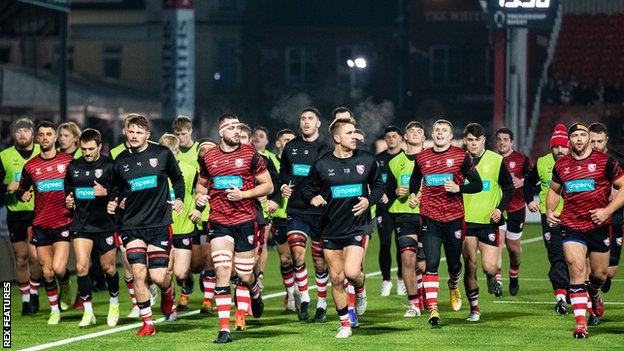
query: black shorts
[
  {"left": 121, "top": 226, "right": 172, "bottom": 252},
  {"left": 502, "top": 208, "right": 525, "bottom": 239},
  {"left": 322, "top": 234, "right": 368, "bottom": 251},
  {"left": 73, "top": 231, "right": 118, "bottom": 254},
  {"left": 394, "top": 214, "right": 421, "bottom": 237},
  {"left": 32, "top": 226, "right": 71, "bottom": 247},
  {"left": 610, "top": 224, "right": 623, "bottom": 266},
  {"left": 7, "top": 220, "right": 31, "bottom": 243},
  {"left": 421, "top": 217, "right": 465, "bottom": 245},
  {"left": 208, "top": 220, "right": 256, "bottom": 253},
  {"left": 561, "top": 225, "right": 610, "bottom": 253},
  {"left": 172, "top": 233, "right": 195, "bottom": 250},
  {"left": 287, "top": 214, "right": 322, "bottom": 243},
  {"left": 466, "top": 226, "right": 499, "bottom": 247},
  {"left": 272, "top": 218, "right": 288, "bottom": 245},
  {"left": 256, "top": 207, "right": 269, "bottom": 227}
]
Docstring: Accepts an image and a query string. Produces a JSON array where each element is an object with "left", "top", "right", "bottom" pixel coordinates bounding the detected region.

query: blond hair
[{"left": 159, "top": 133, "right": 180, "bottom": 154}]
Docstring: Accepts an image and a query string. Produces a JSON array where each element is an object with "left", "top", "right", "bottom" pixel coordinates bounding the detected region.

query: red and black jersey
[
  {"left": 199, "top": 144, "right": 267, "bottom": 226},
  {"left": 409, "top": 146, "right": 482, "bottom": 223},
  {"left": 552, "top": 150, "right": 624, "bottom": 232},
  {"left": 502, "top": 150, "right": 531, "bottom": 213},
  {"left": 17, "top": 152, "right": 73, "bottom": 229}
]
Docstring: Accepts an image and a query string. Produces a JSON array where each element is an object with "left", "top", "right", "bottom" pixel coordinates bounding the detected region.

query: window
[
  {"left": 215, "top": 40, "right": 240, "bottom": 89},
  {"left": 429, "top": 45, "right": 462, "bottom": 87},
  {"left": 336, "top": 45, "right": 370, "bottom": 86},
  {"left": 285, "top": 46, "right": 317, "bottom": 85},
  {"left": 102, "top": 46, "right": 122, "bottom": 79},
  {"left": 54, "top": 45, "right": 74, "bottom": 72}
]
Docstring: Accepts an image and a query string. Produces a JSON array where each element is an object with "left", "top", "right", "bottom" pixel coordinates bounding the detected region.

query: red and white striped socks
[
  {"left": 124, "top": 277, "right": 138, "bottom": 309},
  {"left": 570, "top": 285, "right": 588, "bottom": 326},
  {"left": 316, "top": 269, "right": 329, "bottom": 309},
  {"left": 423, "top": 274, "right": 439, "bottom": 311},
  {"left": 44, "top": 280, "right": 59, "bottom": 313},
  {"left": 215, "top": 286, "right": 232, "bottom": 332},
  {"left": 18, "top": 282, "right": 30, "bottom": 303},
  {"left": 202, "top": 270, "right": 217, "bottom": 304},
  {"left": 294, "top": 264, "right": 310, "bottom": 303},
  {"left": 137, "top": 300, "right": 154, "bottom": 325}
]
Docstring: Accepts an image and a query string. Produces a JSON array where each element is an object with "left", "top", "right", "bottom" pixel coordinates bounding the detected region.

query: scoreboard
[{"left": 485, "top": 0, "right": 559, "bottom": 28}]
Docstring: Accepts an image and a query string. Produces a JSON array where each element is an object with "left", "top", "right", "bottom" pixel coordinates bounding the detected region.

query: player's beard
[
  {"left": 15, "top": 137, "right": 33, "bottom": 150},
  {"left": 223, "top": 134, "right": 240, "bottom": 147}
]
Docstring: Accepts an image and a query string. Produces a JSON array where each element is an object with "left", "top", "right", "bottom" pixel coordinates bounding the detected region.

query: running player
[
  {"left": 462, "top": 123, "right": 513, "bottom": 321},
  {"left": 57, "top": 122, "right": 82, "bottom": 158},
  {"left": 408, "top": 119, "right": 483, "bottom": 327},
  {"left": 376, "top": 125, "right": 405, "bottom": 296},
  {"left": 0, "top": 118, "right": 42, "bottom": 315},
  {"left": 495, "top": 127, "right": 531, "bottom": 296},
  {"left": 588, "top": 122, "right": 624, "bottom": 294},
  {"left": 107, "top": 114, "right": 185, "bottom": 336},
  {"left": 279, "top": 107, "right": 332, "bottom": 322},
  {"left": 64, "top": 128, "right": 120, "bottom": 327},
  {"left": 386, "top": 121, "right": 427, "bottom": 316},
  {"left": 16, "top": 121, "right": 74, "bottom": 325},
  {"left": 196, "top": 114, "right": 272, "bottom": 343},
  {"left": 302, "top": 117, "right": 384, "bottom": 338},
  {"left": 525, "top": 124, "right": 570, "bottom": 315},
  {"left": 546, "top": 122, "right": 624, "bottom": 338}
]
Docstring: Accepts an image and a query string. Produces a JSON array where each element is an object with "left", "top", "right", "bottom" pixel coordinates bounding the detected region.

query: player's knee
[
  {"left": 174, "top": 266, "right": 189, "bottom": 280},
  {"left": 147, "top": 251, "right": 170, "bottom": 270},
  {"left": 398, "top": 236, "right": 418, "bottom": 253},
  {"left": 211, "top": 249, "right": 233, "bottom": 277},
  {"left": 481, "top": 262, "right": 498, "bottom": 276},
  {"left": 278, "top": 252, "right": 291, "bottom": 266},
  {"left": 234, "top": 256, "right": 255, "bottom": 277},
  {"left": 287, "top": 233, "right": 307, "bottom": 249},
  {"left": 42, "top": 266, "right": 55, "bottom": 280},
  {"left": 330, "top": 272, "right": 345, "bottom": 287},
  {"left": 75, "top": 261, "right": 89, "bottom": 277},
  {"left": 126, "top": 247, "right": 147, "bottom": 265},
  {"left": 344, "top": 267, "right": 361, "bottom": 282},
  {"left": 103, "top": 264, "right": 116, "bottom": 277}
]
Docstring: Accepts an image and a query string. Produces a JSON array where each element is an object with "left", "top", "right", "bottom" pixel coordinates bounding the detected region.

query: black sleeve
[
  {"left": 109, "top": 160, "right": 125, "bottom": 202},
  {"left": 409, "top": 161, "right": 423, "bottom": 195},
  {"left": 279, "top": 146, "right": 292, "bottom": 186},
  {"left": 367, "top": 157, "right": 385, "bottom": 205},
  {"left": 386, "top": 167, "right": 399, "bottom": 205},
  {"left": 64, "top": 164, "right": 74, "bottom": 197},
  {"left": 16, "top": 166, "right": 33, "bottom": 201},
  {"left": 551, "top": 165, "right": 562, "bottom": 185},
  {"left": 265, "top": 156, "right": 282, "bottom": 202},
  {"left": 606, "top": 157, "right": 624, "bottom": 182},
  {"left": 523, "top": 162, "right": 539, "bottom": 204},
  {"left": 497, "top": 161, "right": 514, "bottom": 211},
  {"left": 301, "top": 160, "right": 322, "bottom": 205},
  {"left": 166, "top": 150, "right": 185, "bottom": 201},
  {"left": 459, "top": 154, "right": 483, "bottom": 194}
]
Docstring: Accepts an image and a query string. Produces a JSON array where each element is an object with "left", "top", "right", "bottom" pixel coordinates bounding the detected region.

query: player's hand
[
  {"left": 281, "top": 184, "right": 294, "bottom": 198},
  {"left": 590, "top": 208, "right": 610, "bottom": 226},
  {"left": 512, "top": 176, "right": 523, "bottom": 189},
  {"left": 107, "top": 197, "right": 118, "bottom": 214},
  {"left": 168, "top": 199, "right": 184, "bottom": 213},
  {"left": 267, "top": 200, "right": 279, "bottom": 213},
  {"left": 396, "top": 186, "right": 408, "bottom": 197},
  {"left": 226, "top": 187, "right": 244, "bottom": 201},
  {"left": 444, "top": 179, "right": 460, "bottom": 193},
  {"left": 380, "top": 193, "right": 389, "bottom": 204},
  {"left": 310, "top": 195, "right": 326, "bottom": 207},
  {"left": 20, "top": 190, "right": 32, "bottom": 202},
  {"left": 65, "top": 193, "right": 75, "bottom": 209},
  {"left": 93, "top": 180, "right": 108, "bottom": 197},
  {"left": 7, "top": 181, "right": 19, "bottom": 192},
  {"left": 408, "top": 193, "right": 420, "bottom": 208},
  {"left": 189, "top": 209, "right": 202, "bottom": 223},
  {"left": 119, "top": 197, "right": 126, "bottom": 210},
  {"left": 546, "top": 210, "right": 560, "bottom": 227},
  {"left": 196, "top": 194, "right": 210, "bottom": 207},
  {"left": 528, "top": 201, "right": 540, "bottom": 213},
  {"left": 352, "top": 197, "right": 370, "bottom": 216},
  {"left": 490, "top": 208, "right": 502, "bottom": 223}
]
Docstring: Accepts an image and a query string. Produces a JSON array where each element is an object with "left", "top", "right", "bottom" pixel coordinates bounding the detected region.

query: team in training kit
[{"left": 3, "top": 109, "right": 624, "bottom": 343}]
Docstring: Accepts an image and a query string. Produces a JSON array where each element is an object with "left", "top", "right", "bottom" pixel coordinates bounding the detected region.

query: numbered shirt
[
  {"left": 110, "top": 143, "right": 185, "bottom": 230},
  {"left": 64, "top": 156, "right": 116, "bottom": 233},
  {"left": 199, "top": 144, "right": 267, "bottom": 226},
  {"left": 18, "top": 152, "right": 73, "bottom": 229},
  {"left": 552, "top": 150, "right": 624, "bottom": 232},
  {"left": 302, "top": 150, "right": 384, "bottom": 239}
]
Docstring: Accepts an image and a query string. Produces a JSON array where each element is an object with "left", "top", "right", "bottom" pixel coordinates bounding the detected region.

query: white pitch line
[
  {"left": 493, "top": 301, "right": 624, "bottom": 305},
  {"left": 22, "top": 235, "right": 544, "bottom": 351}
]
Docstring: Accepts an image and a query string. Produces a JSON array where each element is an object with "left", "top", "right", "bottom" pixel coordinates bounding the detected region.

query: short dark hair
[
  {"left": 79, "top": 128, "right": 102, "bottom": 145},
  {"left": 172, "top": 116, "right": 193, "bottom": 132},
  {"left": 276, "top": 128, "right": 296, "bottom": 139},
  {"left": 495, "top": 127, "right": 514, "bottom": 140},
  {"left": 332, "top": 106, "right": 353, "bottom": 118},
  {"left": 588, "top": 122, "right": 608, "bottom": 135},
  {"left": 404, "top": 121, "right": 424, "bottom": 132},
  {"left": 126, "top": 114, "right": 150, "bottom": 132},
  {"left": 253, "top": 126, "right": 269, "bottom": 137},
  {"left": 463, "top": 123, "right": 485, "bottom": 138},
  {"left": 301, "top": 107, "right": 322, "bottom": 120},
  {"left": 433, "top": 119, "right": 453, "bottom": 130},
  {"left": 217, "top": 114, "right": 239, "bottom": 126},
  {"left": 36, "top": 120, "right": 56, "bottom": 132},
  {"left": 384, "top": 125, "right": 402, "bottom": 135}
]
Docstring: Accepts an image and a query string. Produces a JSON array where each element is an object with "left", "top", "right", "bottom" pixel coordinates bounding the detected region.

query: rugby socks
[
  {"left": 293, "top": 264, "right": 310, "bottom": 303},
  {"left": 467, "top": 288, "right": 480, "bottom": 313},
  {"left": 18, "top": 282, "right": 30, "bottom": 303},
  {"left": 280, "top": 264, "right": 295, "bottom": 295},
  {"left": 315, "top": 269, "right": 329, "bottom": 309},
  {"left": 137, "top": 300, "right": 153, "bottom": 325},
  {"left": 202, "top": 270, "right": 217, "bottom": 303},
  {"left": 235, "top": 283, "right": 251, "bottom": 314},
  {"left": 106, "top": 272, "right": 120, "bottom": 305},
  {"left": 44, "top": 280, "right": 60, "bottom": 313},
  {"left": 215, "top": 286, "right": 232, "bottom": 331},
  {"left": 448, "top": 271, "right": 461, "bottom": 290},
  {"left": 124, "top": 277, "right": 138, "bottom": 308},
  {"left": 416, "top": 269, "right": 425, "bottom": 309},
  {"left": 58, "top": 269, "right": 70, "bottom": 287},
  {"left": 248, "top": 276, "right": 261, "bottom": 300},
  {"left": 495, "top": 268, "right": 502, "bottom": 286},
  {"left": 423, "top": 274, "right": 440, "bottom": 311},
  {"left": 554, "top": 288, "right": 567, "bottom": 302},
  {"left": 570, "top": 284, "right": 588, "bottom": 326},
  {"left": 509, "top": 265, "right": 520, "bottom": 280},
  {"left": 346, "top": 281, "right": 356, "bottom": 313},
  {"left": 337, "top": 306, "right": 351, "bottom": 327},
  {"left": 77, "top": 275, "right": 93, "bottom": 313},
  {"left": 29, "top": 279, "right": 40, "bottom": 296}
]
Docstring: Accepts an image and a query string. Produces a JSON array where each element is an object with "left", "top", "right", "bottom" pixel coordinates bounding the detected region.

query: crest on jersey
[
  {"left": 617, "top": 237, "right": 622, "bottom": 246},
  {"left": 604, "top": 238, "right": 610, "bottom": 247},
  {"left": 182, "top": 238, "right": 191, "bottom": 246},
  {"left": 106, "top": 236, "right": 114, "bottom": 246},
  {"left": 61, "top": 230, "right": 69, "bottom": 238},
  {"left": 355, "top": 235, "right": 363, "bottom": 242},
  {"left": 235, "top": 158, "right": 244, "bottom": 168},
  {"left": 356, "top": 165, "right": 365, "bottom": 175},
  {"left": 446, "top": 158, "right": 454, "bottom": 167},
  {"left": 247, "top": 235, "right": 255, "bottom": 244},
  {"left": 95, "top": 169, "right": 103, "bottom": 178},
  {"left": 544, "top": 232, "right": 551, "bottom": 241},
  {"left": 488, "top": 233, "right": 496, "bottom": 243},
  {"left": 149, "top": 158, "right": 158, "bottom": 168},
  {"left": 57, "top": 164, "right": 65, "bottom": 173},
  {"left": 509, "top": 161, "right": 516, "bottom": 169},
  {"left": 454, "top": 230, "right": 462, "bottom": 239},
  {"left": 588, "top": 163, "right": 596, "bottom": 172}
]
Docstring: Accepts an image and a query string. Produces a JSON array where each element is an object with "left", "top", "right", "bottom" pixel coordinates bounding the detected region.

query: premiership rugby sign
[{"left": 485, "top": 0, "right": 559, "bottom": 29}]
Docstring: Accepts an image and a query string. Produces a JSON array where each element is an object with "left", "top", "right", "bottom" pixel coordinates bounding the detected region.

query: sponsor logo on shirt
[
  {"left": 588, "top": 163, "right": 596, "bottom": 172},
  {"left": 331, "top": 183, "right": 363, "bottom": 198},
  {"left": 292, "top": 164, "right": 311, "bottom": 177},
  {"left": 128, "top": 175, "right": 158, "bottom": 191},
  {"left": 381, "top": 173, "right": 388, "bottom": 183},
  {"left": 564, "top": 179, "right": 595, "bottom": 193},
  {"left": 213, "top": 175, "right": 243, "bottom": 189},
  {"left": 75, "top": 187, "right": 95, "bottom": 200},
  {"left": 169, "top": 189, "right": 176, "bottom": 201},
  {"left": 14, "top": 172, "right": 21, "bottom": 182},
  {"left": 400, "top": 173, "right": 411, "bottom": 186},
  {"left": 36, "top": 179, "right": 64, "bottom": 192},
  {"left": 424, "top": 173, "right": 453, "bottom": 186}
]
